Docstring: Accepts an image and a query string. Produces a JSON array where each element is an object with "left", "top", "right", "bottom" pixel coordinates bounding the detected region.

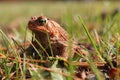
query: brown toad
[{"left": 27, "top": 16, "right": 87, "bottom": 59}]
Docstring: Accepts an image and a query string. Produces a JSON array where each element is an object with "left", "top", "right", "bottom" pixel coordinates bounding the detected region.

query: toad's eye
[{"left": 36, "top": 17, "right": 47, "bottom": 26}]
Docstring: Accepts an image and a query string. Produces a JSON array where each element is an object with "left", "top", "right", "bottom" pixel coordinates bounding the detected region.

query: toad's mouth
[
  {"left": 31, "top": 26, "right": 49, "bottom": 33},
  {"left": 28, "top": 21, "right": 49, "bottom": 33}
]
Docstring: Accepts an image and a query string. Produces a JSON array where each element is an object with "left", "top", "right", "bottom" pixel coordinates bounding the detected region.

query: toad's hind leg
[{"left": 52, "top": 42, "right": 68, "bottom": 59}]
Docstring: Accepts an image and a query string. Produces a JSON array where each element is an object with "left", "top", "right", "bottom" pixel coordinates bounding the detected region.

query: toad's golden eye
[{"left": 36, "top": 17, "right": 47, "bottom": 26}]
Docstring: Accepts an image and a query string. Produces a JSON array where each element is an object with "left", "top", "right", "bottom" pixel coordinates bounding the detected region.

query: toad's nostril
[{"left": 31, "top": 16, "right": 37, "bottom": 20}]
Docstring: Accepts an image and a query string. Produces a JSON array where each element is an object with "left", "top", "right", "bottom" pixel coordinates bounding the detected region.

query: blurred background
[{"left": 0, "top": 0, "right": 120, "bottom": 45}]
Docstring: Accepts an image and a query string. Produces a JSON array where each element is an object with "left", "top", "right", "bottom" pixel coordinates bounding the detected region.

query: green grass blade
[
  {"left": 78, "top": 16, "right": 103, "bottom": 61},
  {"left": 46, "top": 32, "right": 54, "bottom": 57},
  {"left": 28, "top": 40, "right": 43, "bottom": 60},
  {"left": 34, "top": 38, "right": 49, "bottom": 58},
  {"left": 0, "top": 28, "right": 12, "bottom": 52},
  {"left": 12, "top": 38, "right": 25, "bottom": 53},
  {"left": 103, "top": 14, "right": 119, "bottom": 38}
]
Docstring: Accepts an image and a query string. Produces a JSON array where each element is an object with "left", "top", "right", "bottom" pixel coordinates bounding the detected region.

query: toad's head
[{"left": 28, "top": 16, "right": 49, "bottom": 32}]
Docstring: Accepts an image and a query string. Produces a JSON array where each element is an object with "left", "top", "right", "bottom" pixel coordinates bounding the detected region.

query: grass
[{"left": 0, "top": 1, "right": 120, "bottom": 80}]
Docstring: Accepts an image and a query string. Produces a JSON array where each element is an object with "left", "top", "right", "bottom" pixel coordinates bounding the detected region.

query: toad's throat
[{"left": 34, "top": 31, "right": 51, "bottom": 47}]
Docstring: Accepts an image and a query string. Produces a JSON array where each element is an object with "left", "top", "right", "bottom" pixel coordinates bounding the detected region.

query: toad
[{"left": 27, "top": 16, "right": 87, "bottom": 59}]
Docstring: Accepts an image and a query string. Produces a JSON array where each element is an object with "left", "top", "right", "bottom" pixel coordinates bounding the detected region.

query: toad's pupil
[{"left": 39, "top": 19, "right": 46, "bottom": 23}]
